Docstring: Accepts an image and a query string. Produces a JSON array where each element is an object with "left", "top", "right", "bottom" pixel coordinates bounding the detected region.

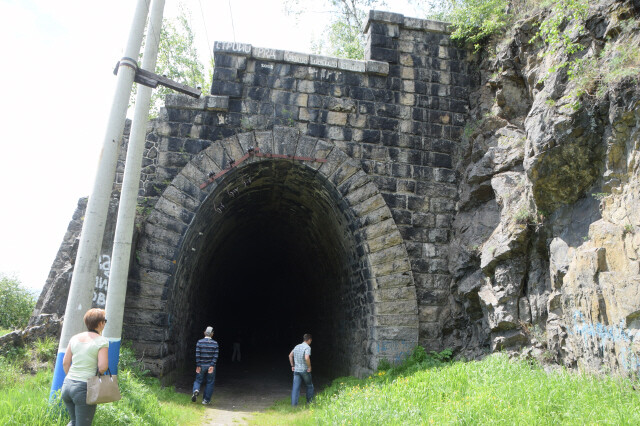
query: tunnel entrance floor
[{"left": 174, "top": 358, "right": 332, "bottom": 423}]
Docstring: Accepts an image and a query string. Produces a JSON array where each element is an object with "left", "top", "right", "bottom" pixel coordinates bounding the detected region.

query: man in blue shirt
[
  {"left": 192, "top": 326, "right": 219, "bottom": 405},
  {"left": 288, "top": 333, "right": 313, "bottom": 406}
]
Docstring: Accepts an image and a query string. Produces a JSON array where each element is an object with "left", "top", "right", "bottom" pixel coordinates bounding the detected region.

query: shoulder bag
[{"left": 86, "top": 368, "right": 121, "bottom": 404}]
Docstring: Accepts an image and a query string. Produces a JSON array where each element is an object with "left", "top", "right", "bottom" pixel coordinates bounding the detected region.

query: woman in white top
[{"left": 61, "top": 308, "right": 109, "bottom": 426}]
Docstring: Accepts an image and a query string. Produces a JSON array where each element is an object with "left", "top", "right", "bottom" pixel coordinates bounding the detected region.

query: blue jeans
[
  {"left": 61, "top": 378, "right": 97, "bottom": 426},
  {"left": 193, "top": 366, "right": 216, "bottom": 401},
  {"left": 291, "top": 371, "right": 314, "bottom": 406}
]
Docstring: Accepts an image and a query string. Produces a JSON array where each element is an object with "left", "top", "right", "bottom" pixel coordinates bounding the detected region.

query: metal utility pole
[
  {"left": 51, "top": 0, "right": 150, "bottom": 399},
  {"left": 103, "top": 0, "right": 166, "bottom": 374}
]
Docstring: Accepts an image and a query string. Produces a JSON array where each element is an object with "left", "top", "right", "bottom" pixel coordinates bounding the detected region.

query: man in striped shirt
[
  {"left": 289, "top": 333, "right": 314, "bottom": 406},
  {"left": 192, "top": 326, "right": 219, "bottom": 405}
]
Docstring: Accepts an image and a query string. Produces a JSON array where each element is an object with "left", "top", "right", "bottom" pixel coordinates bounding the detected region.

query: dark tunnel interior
[{"left": 174, "top": 160, "right": 371, "bottom": 380}]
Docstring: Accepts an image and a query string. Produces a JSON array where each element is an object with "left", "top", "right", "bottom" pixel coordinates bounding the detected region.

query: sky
[{"left": 0, "top": 0, "right": 422, "bottom": 295}]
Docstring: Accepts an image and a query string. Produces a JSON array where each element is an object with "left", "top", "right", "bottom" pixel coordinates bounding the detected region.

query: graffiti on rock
[
  {"left": 93, "top": 254, "right": 110, "bottom": 308},
  {"left": 572, "top": 310, "right": 640, "bottom": 376},
  {"left": 376, "top": 340, "right": 414, "bottom": 363}
]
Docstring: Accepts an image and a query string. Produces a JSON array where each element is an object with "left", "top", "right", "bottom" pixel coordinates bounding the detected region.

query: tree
[
  {"left": 133, "top": 4, "right": 212, "bottom": 117},
  {"left": 408, "top": 0, "right": 459, "bottom": 21},
  {"left": 286, "top": 0, "right": 387, "bottom": 60},
  {"left": 0, "top": 274, "right": 35, "bottom": 330}
]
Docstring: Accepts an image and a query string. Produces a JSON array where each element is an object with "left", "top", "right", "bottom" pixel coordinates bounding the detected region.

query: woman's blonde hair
[{"left": 83, "top": 308, "right": 106, "bottom": 331}]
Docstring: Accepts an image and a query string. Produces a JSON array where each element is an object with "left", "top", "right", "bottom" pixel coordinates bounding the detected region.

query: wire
[
  {"left": 228, "top": 0, "right": 236, "bottom": 42},
  {"left": 145, "top": 0, "right": 162, "bottom": 59},
  {"left": 197, "top": 0, "right": 214, "bottom": 64}
]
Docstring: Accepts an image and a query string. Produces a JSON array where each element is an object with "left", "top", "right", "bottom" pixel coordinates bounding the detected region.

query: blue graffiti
[
  {"left": 620, "top": 347, "right": 640, "bottom": 375},
  {"left": 572, "top": 310, "right": 640, "bottom": 376},
  {"left": 376, "top": 340, "right": 413, "bottom": 363},
  {"left": 572, "top": 311, "right": 632, "bottom": 345}
]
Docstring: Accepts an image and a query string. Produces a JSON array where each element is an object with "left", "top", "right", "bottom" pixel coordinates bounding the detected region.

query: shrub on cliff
[{"left": 448, "top": 0, "right": 510, "bottom": 50}]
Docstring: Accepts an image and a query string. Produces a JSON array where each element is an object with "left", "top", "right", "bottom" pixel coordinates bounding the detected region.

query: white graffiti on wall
[
  {"left": 93, "top": 254, "right": 110, "bottom": 308},
  {"left": 212, "top": 175, "right": 252, "bottom": 214},
  {"left": 214, "top": 41, "right": 251, "bottom": 54}
]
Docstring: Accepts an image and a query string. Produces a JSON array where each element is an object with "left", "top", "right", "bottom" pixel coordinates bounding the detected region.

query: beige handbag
[{"left": 86, "top": 368, "right": 121, "bottom": 404}]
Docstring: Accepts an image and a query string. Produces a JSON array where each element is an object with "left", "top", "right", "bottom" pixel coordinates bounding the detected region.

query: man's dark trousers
[
  {"left": 291, "top": 371, "right": 314, "bottom": 405},
  {"left": 193, "top": 367, "right": 216, "bottom": 401}
]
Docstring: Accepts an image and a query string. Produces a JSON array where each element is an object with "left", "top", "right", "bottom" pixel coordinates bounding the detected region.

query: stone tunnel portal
[
  {"left": 129, "top": 130, "right": 419, "bottom": 380},
  {"left": 175, "top": 159, "right": 371, "bottom": 378}
]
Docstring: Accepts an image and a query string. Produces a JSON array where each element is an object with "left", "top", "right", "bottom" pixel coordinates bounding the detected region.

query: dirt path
[{"left": 176, "top": 361, "right": 292, "bottom": 425}]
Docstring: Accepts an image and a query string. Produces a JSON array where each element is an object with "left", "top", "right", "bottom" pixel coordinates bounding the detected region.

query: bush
[
  {"left": 571, "top": 22, "right": 640, "bottom": 99},
  {"left": 33, "top": 337, "right": 58, "bottom": 364},
  {"left": 0, "top": 274, "right": 35, "bottom": 330},
  {"left": 448, "top": 0, "right": 510, "bottom": 51},
  {"left": 118, "top": 342, "right": 151, "bottom": 380}
]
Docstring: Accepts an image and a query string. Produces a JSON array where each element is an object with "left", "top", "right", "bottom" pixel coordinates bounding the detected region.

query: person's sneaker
[
  {"left": 202, "top": 399, "right": 211, "bottom": 405},
  {"left": 191, "top": 390, "right": 199, "bottom": 402}
]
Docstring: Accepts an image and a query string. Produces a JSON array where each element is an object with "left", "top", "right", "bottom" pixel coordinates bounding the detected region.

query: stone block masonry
[
  {"left": 139, "top": 10, "right": 471, "bottom": 352},
  {"left": 39, "top": 10, "right": 472, "bottom": 378}
]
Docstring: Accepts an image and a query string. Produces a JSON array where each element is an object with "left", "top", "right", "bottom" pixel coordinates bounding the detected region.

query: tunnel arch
[{"left": 131, "top": 127, "right": 418, "bottom": 379}]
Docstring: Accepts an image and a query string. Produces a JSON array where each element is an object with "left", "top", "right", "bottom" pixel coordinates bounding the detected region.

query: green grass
[
  {"left": 0, "top": 326, "right": 14, "bottom": 336},
  {"left": 251, "top": 349, "right": 640, "bottom": 425},
  {"left": 0, "top": 345, "right": 204, "bottom": 425}
]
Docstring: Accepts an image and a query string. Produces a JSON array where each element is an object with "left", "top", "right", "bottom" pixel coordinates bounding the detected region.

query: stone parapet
[
  {"left": 363, "top": 10, "right": 450, "bottom": 35},
  {"left": 213, "top": 40, "right": 388, "bottom": 76}
]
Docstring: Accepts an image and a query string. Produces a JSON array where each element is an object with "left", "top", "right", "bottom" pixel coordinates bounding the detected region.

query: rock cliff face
[{"left": 447, "top": 0, "right": 640, "bottom": 377}]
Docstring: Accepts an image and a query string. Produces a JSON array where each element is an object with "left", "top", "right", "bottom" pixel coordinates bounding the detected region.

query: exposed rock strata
[{"left": 447, "top": 0, "right": 640, "bottom": 377}]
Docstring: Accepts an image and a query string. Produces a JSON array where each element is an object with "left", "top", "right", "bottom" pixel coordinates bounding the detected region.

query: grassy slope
[
  {"left": 0, "top": 346, "right": 204, "bottom": 426},
  {"left": 251, "top": 352, "right": 640, "bottom": 425}
]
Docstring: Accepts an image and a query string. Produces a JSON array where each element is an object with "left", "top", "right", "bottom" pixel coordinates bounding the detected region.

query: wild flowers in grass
[
  {"left": 313, "top": 353, "right": 640, "bottom": 425},
  {"left": 252, "top": 347, "right": 640, "bottom": 425}
]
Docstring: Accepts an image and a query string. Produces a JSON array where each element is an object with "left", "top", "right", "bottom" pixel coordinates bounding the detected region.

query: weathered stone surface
[
  {"left": 366, "top": 60, "right": 390, "bottom": 75},
  {"left": 310, "top": 55, "right": 338, "bottom": 69},
  {"left": 442, "top": 0, "right": 640, "bottom": 376}
]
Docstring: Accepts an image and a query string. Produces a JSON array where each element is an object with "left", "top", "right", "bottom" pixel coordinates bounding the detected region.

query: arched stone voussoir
[
  {"left": 337, "top": 169, "right": 371, "bottom": 196},
  {"left": 223, "top": 134, "right": 246, "bottom": 162},
  {"left": 328, "top": 158, "right": 361, "bottom": 189},
  {"left": 139, "top": 128, "right": 419, "bottom": 374},
  {"left": 191, "top": 148, "right": 223, "bottom": 178},
  {"left": 317, "top": 145, "right": 350, "bottom": 178},
  {"left": 272, "top": 126, "right": 302, "bottom": 156}
]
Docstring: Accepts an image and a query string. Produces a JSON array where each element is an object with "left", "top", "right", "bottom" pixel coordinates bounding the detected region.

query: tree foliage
[
  {"left": 0, "top": 275, "right": 35, "bottom": 330},
  {"left": 133, "top": 5, "right": 212, "bottom": 117},
  {"left": 409, "top": 0, "right": 457, "bottom": 21},
  {"left": 287, "top": 0, "right": 386, "bottom": 60},
  {"left": 447, "top": 0, "right": 510, "bottom": 51}
]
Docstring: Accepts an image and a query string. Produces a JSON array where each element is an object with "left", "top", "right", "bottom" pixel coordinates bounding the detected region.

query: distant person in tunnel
[
  {"left": 191, "top": 326, "right": 219, "bottom": 405},
  {"left": 232, "top": 334, "right": 242, "bottom": 362},
  {"left": 289, "top": 333, "right": 314, "bottom": 406}
]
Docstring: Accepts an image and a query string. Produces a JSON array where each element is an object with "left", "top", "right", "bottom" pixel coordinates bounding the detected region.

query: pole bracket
[{"left": 113, "top": 58, "right": 202, "bottom": 98}]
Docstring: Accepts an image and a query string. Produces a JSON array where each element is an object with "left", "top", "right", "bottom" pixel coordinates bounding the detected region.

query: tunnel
[{"left": 169, "top": 158, "right": 374, "bottom": 379}]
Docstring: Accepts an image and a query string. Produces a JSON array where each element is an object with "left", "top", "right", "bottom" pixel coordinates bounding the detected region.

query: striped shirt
[
  {"left": 292, "top": 342, "right": 311, "bottom": 372},
  {"left": 195, "top": 337, "right": 219, "bottom": 367}
]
